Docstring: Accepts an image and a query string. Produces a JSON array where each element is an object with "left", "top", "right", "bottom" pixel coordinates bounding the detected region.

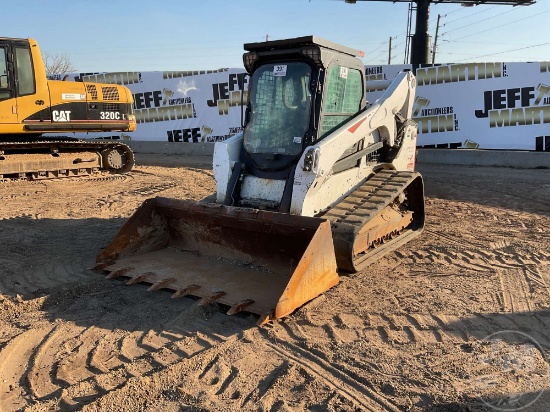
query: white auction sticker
[
  {"left": 273, "top": 65, "right": 287, "bottom": 77},
  {"left": 62, "top": 93, "right": 86, "bottom": 100},
  {"left": 339, "top": 67, "right": 348, "bottom": 79}
]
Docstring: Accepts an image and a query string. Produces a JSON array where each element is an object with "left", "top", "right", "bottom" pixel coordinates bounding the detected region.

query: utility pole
[
  {"left": 388, "top": 37, "right": 392, "bottom": 64},
  {"left": 432, "top": 14, "right": 441, "bottom": 64},
  {"left": 411, "top": 0, "right": 431, "bottom": 66},
  {"left": 346, "top": 0, "right": 535, "bottom": 65}
]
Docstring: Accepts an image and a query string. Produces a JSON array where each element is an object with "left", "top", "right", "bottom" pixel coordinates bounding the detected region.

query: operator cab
[
  {"left": 241, "top": 36, "right": 366, "bottom": 178},
  {"left": 0, "top": 38, "right": 36, "bottom": 104},
  {"left": 223, "top": 36, "right": 366, "bottom": 211}
]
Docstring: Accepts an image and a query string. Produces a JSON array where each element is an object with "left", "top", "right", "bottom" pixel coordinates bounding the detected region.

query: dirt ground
[{"left": 0, "top": 154, "right": 549, "bottom": 412}]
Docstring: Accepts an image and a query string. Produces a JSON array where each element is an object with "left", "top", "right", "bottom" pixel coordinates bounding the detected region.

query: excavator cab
[{"left": 0, "top": 39, "right": 42, "bottom": 126}]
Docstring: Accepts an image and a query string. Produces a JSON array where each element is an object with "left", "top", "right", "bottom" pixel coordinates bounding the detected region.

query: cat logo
[{"left": 52, "top": 110, "right": 71, "bottom": 122}]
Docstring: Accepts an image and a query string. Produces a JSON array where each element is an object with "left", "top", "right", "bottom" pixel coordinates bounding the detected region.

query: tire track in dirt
[
  {"left": 75, "top": 325, "right": 373, "bottom": 412},
  {"left": 420, "top": 230, "right": 546, "bottom": 272},
  {"left": 525, "top": 266, "right": 550, "bottom": 300},
  {"left": 301, "top": 309, "right": 462, "bottom": 346},
  {"left": 259, "top": 324, "right": 402, "bottom": 412},
  {"left": 0, "top": 300, "right": 254, "bottom": 411},
  {"left": 301, "top": 305, "right": 550, "bottom": 349},
  {"left": 497, "top": 268, "right": 533, "bottom": 313},
  {"left": 71, "top": 324, "right": 260, "bottom": 411},
  {"left": 27, "top": 323, "right": 88, "bottom": 400},
  {"left": 0, "top": 324, "right": 56, "bottom": 411}
]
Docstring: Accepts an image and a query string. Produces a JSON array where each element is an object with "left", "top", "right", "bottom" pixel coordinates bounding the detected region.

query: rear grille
[
  {"left": 86, "top": 84, "right": 98, "bottom": 100},
  {"left": 102, "top": 86, "right": 120, "bottom": 101}
]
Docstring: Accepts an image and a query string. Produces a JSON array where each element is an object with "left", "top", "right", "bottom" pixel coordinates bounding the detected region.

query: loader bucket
[{"left": 96, "top": 197, "right": 339, "bottom": 323}]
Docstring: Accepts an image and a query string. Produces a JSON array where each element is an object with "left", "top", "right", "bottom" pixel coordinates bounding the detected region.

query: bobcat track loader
[
  {"left": 0, "top": 38, "right": 136, "bottom": 180},
  {"left": 96, "top": 36, "right": 425, "bottom": 324}
]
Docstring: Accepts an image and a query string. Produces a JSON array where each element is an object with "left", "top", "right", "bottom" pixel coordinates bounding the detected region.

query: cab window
[
  {"left": 320, "top": 65, "right": 363, "bottom": 137},
  {"left": 244, "top": 62, "right": 312, "bottom": 156},
  {"left": 15, "top": 46, "right": 35, "bottom": 96},
  {"left": 0, "top": 46, "right": 9, "bottom": 100}
]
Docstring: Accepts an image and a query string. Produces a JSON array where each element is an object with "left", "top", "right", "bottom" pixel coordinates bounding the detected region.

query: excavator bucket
[{"left": 95, "top": 197, "right": 339, "bottom": 323}]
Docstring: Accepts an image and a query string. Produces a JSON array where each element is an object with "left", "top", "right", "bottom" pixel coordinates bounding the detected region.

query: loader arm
[{"left": 291, "top": 71, "right": 417, "bottom": 216}]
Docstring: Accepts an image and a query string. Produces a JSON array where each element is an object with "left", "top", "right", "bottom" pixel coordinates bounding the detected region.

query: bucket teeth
[
  {"left": 171, "top": 284, "right": 201, "bottom": 299},
  {"left": 106, "top": 267, "right": 133, "bottom": 279},
  {"left": 96, "top": 197, "right": 341, "bottom": 322},
  {"left": 92, "top": 261, "right": 115, "bottom": 270},
  {"left": 126, "top": 272, "right": 154, "bottom": 285},
  {"left": 257, "top": 313, "right": 273, "bottom": 325},
  {"left": 227, "top": 299, "right": 255, "bottom": 315},
  {"left": 198, "top": 291, "right": 226, "bottom": 306},
  {"left": 147, "top": 278, "right": 177, "bottom": 291}
]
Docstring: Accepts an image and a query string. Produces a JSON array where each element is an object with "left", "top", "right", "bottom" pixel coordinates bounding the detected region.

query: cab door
[
  {"left": 12, "top": 41, "right": 50, "bottom": 125},
  {"left": 0, "top": 42, "right": 18, "bottom": 127}
]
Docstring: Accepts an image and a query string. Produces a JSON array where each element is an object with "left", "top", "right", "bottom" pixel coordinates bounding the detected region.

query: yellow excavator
[
  {"left": 0, "top": 37, "right": 135, "bottom": 180},
  {"left": 96, "top": 36, "right": 425, "bottom": 323}
]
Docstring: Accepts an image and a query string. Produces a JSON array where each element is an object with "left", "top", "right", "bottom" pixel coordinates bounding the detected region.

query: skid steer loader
[{"left": 95, "top": 36, "right": 425, "bottom": 324}]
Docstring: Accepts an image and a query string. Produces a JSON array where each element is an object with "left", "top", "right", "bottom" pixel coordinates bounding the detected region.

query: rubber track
[{"left": 324, "top": 169, "right": 424, "bottom": 272}]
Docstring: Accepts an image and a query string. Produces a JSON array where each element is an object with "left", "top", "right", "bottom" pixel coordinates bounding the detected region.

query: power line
[
  {"left": 450, "top": 9, "right": 550, "bottom": 41},
  {"left": 441, "top": 5, "right": 469, "bottom": 16},
  {"left": 455, "top": 41, "right": 550, "bottom": 61},
  {"left": 442, "top": 40, "right": 535, "bottom": 46},
  {"left": 441, "top": 7, "right": 517, "bottom": 36},
  {"left": 442, "top": 5, "right": 498, "bottom": 26}
]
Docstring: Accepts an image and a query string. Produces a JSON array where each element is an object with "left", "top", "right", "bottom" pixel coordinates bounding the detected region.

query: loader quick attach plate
[{"left": 95, "top": 198, "right": 339, "bottom": 324}]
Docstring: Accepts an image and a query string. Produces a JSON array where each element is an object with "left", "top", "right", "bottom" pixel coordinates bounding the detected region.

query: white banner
[
  {"left": 57, "top": 61, "right": 550, "bottom": 150},
  {"left": 61, "top": 69, "right": 247, "bottom": 143},
  {"left": 365, "top": 62, "right": 550, "bottom": 150}
]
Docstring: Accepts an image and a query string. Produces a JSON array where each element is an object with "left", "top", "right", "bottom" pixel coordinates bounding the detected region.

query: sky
[{"left": 3, "top": 0, "right": 549, "bottom": 72}]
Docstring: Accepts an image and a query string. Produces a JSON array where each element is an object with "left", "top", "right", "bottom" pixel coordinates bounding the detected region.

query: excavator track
[
  {"left": 0, "top": 140, "right": 134, "bottom": 181},
  {"left": 324, "top": 169, "right": 425, "bottom": 273}
]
